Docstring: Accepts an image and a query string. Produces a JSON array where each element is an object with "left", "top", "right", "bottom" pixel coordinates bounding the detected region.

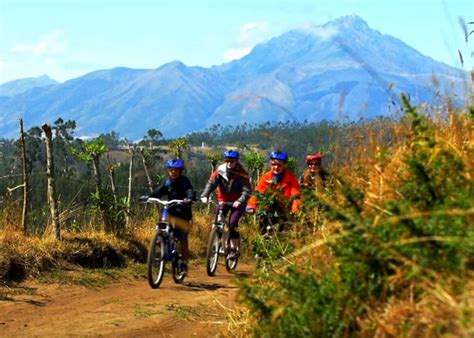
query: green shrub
[{"left": 240, "top": 97, "right": 473, "bottom": 336}]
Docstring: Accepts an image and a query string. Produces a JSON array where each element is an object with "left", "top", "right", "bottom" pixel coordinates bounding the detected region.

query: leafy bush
[
  {"left": 90, "top": 190, "right": 129, "bottom": 235},
  {"left": 240, "top": 98, "right": 473, "bottom": 336}
]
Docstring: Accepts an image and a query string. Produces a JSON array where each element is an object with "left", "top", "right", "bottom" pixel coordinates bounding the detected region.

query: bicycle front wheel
[
  {"left": 224, "top": 228, "right": 238, "bottom": 272},
  {"left": 172, "top": 240, "right": 186, "bottom": 284},
  {"left": 206, "top": 227, "right": 221, "bottom": 276},
  {"left": 147, "top": 232, "right": 166, "bottom": 289},
  {"left": 225, "top": 254, "right": 239, "bottom": 272}
]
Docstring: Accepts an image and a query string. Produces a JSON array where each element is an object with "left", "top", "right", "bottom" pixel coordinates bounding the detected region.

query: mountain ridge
[{"left": 0, "top": 15, "right": 469, "bottom": 139}]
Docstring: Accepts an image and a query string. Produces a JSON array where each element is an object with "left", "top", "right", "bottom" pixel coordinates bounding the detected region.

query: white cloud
[
  {"left": 238, "top": 21, "right": 269, "bottom": 45},
  {"left": 224, "top": 21, "right": 269, "bottom": 62},
  {"left": 305, "top": 25, "right": 339, "bottom": 40},
  {"left": 10, "top": 30, "right": 67, "bottom": 56},
  {"left": 0, "top": 57, "right": 5, "bottom": 72},
  {"left": 224, "top": 47, "right": 253, "bottom": 62},
  {"left": 44, "top": 57, "right": 56, "bottom": 66}
]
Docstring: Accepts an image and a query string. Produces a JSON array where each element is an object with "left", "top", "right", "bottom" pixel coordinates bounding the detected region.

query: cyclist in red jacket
[{"left": 201, "top": 150, "right": 252, "bottom": 259}]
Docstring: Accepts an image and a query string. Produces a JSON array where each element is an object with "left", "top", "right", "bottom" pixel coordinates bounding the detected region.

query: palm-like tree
[{"left": 168, "top": 138, "right": 188, "bottom": 159}]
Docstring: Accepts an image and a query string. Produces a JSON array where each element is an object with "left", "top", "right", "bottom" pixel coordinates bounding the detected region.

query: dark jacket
[
  {"left": 201, "top": 163, "right": 252, "bottom": 204},
  {"left": 149, "top": 175, "right": 196, "bottom": 220},
  {"left": 298, "top": 168, "right": 328, "bottom": 192}
]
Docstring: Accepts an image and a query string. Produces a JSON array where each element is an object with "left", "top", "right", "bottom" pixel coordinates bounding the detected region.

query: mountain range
[{"left": 0, "top": 15, "right": 469, "bottom": 140}]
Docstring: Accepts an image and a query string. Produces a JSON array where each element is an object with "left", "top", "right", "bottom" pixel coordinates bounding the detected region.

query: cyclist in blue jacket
[{"left": 149, "top": 159, "right": 196, "bottom": 273}]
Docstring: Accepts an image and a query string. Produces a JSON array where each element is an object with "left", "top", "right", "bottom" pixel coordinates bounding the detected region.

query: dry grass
[
  {"left": 0, "top": 227, "right": 148, "bottom": 284},
  {"left": 1, "top": 102, "right": 472, "bottom": 336},
  {"left": 334, "top": 109, "right": 472, "bottom": 335},
  {"left": 362, "top": 277, "right": 474, "bottom": 337},
  {"left": 233, "top": 105, "right": 473, "bottom": 336}
]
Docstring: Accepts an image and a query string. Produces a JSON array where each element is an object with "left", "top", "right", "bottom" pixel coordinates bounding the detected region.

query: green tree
[
  {"left": 207, "top": 153, "right": 221, "bottom": 173},
  {"left": 244, "top": 149, "right": 265, "bottom": 183},
  {"left": 71, "top": 137, "right": 126, "bottom": 233},
  {"left": 139, "top": 129, "right": 165, "bottom": 191},
  {"left": 168, "top": 137, "right": 188, "bottom": 159},
  {"left": 53, "top": 118, "right": 76, "bottom": 174}
]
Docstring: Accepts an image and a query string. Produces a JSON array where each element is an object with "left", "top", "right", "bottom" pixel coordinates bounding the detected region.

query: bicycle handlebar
[
  {"left": 146, "top": 197, "right": 185, "bottom": 206},
  {"left": 202, "top": 199, "right": 234, "bottom": 206}
]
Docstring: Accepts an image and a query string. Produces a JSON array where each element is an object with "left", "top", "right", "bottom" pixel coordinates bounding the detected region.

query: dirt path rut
[{"left": 0, "top": 263, "right": 254, "bottom": 337}]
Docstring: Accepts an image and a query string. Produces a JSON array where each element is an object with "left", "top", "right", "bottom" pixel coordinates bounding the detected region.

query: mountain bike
[
  {"left": 257, "top": 210, "right": 282, "bottom": 239},
  {"left": 205, "top": 202, "right": 240, "bottom": 276},
  {"left": 253, "top": 209, "right": 288, "bottom": 267},
  {"left": 145, "top": 198, "right": 188, "bottom": 289}
]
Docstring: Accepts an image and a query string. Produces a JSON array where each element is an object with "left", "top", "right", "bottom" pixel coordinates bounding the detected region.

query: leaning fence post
[
  {"left": 42, "top": 123, "right": 61, "bottom": 240},
  {"left": 19, "top": 118, "right": 29, "bottom": 236}
]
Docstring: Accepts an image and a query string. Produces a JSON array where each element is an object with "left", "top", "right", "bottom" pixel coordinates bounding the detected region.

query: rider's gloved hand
[
  {"left": 183, "top": 198, "right": 192, "bottom": 205},
  {"left": 200, "top": 196, "right": 208, "bottom": 204},
  {"left": 232, "top": 201, "right": 241, "bottom": 208},
  {"left": 138, "top": 195, "right": 149, "bottom": 203},
  {"left": 245, "top": 206, "right": 255, "bottom": 214}
]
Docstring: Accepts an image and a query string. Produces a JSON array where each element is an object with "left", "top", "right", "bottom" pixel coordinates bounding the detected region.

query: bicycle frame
[
  {"left": 146, "top": 198, "right": 187, "bottom": 288},
  {"left": 257, "top": 208, "right": 291, "bottom": 240},
  {"left": 214, "top": 201, "right": 233, "bottom": 246},
  {"left": 155, "top": 221, "right": 177, "bottom": 262},
  {"left": 205, "top": 201, "right": 239, "bottom": 276}
]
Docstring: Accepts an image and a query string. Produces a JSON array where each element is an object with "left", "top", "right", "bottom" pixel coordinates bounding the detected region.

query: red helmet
[{"left": 306, "top": 153, "right": 322, "bottom": 164}]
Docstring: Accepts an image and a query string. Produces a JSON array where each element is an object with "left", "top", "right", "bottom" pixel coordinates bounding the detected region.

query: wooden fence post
[
  {"left": 42, "top": 124, "right": 61, "bottom": 240},
  {"left": 19, "top": 118, "right": 29, "bottom": 235},
  {"left": 139, "top": 148, "right": 153, "bottom": 193},
  {"left": 126, "top": 144, "right": 134, "bottom": 227}
]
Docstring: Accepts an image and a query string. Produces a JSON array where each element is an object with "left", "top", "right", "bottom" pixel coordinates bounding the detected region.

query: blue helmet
[
  {"left": 166, "top": 159, "right": 185, "bottom": 169},
  {"left": 224, "top": 149, "right": 239, "bottom": 159},
  {"left": 269, "top": 150, "right": 288, "bottom": 161}
]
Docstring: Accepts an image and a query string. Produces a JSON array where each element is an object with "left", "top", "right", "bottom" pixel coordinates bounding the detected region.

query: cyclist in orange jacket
[{"left": 247, "top": 150, "right": 302, "bottom": 234}]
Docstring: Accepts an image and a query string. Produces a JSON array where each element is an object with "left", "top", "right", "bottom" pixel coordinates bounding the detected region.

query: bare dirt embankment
[{"left": 0, "top": 263, "right": 254, "bottom": 337}]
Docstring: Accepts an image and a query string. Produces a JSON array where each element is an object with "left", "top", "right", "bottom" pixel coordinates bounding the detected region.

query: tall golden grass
[{"left": 230, "top": 102, "right": 473, "bottom": 336}]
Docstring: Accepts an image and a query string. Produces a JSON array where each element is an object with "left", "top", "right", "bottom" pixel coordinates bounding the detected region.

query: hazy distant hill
[
  {"left": 0, "top": 15, "right": 469, "bottom": 139},
  {"left": 0, "top": 75, "right": 58, "bottom": 97}
]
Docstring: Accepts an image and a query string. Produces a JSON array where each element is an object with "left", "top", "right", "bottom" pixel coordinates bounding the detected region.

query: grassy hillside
[{"left": 1, "top": 95, "right": 472, "bottom": 336}]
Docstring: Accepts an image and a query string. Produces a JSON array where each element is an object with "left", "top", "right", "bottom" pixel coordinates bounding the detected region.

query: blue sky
[{"left": 0, "top": 0, "right": 472, "bottom": 85}]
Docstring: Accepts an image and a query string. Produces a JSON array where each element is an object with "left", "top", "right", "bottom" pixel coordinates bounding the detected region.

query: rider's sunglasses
[
  {"left": 225, "top": 159, "right": 237, "bottom": 163},
  {"left": 271, "top": 162, "right": 283, "bottom": 167}
]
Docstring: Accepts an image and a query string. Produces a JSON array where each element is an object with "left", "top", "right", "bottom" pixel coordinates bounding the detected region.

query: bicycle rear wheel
[
  {"left": 206, "top": 226, "right": 221, "bottom": 276},
  {"left": 147, "top": 232, "right": 166, "bottom": 289}
]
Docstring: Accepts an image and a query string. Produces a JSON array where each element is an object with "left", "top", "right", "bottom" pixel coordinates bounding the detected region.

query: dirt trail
[{"left": 0, "top": 262, "right": 254, "bottom": 337}]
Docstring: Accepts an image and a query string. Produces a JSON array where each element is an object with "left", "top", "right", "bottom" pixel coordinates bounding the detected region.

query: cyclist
[
  {"left": 149, "top": 158, "right": 196, "bottom": 273},
  {"left": 201, "top": 150, "right": 252, "bottom": 259},
  {"left": 246, "top": 150, "right": 302, "bottom": 234},
  {"left": 299, "top": 153, "right": 328, "bottom": 192}
]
